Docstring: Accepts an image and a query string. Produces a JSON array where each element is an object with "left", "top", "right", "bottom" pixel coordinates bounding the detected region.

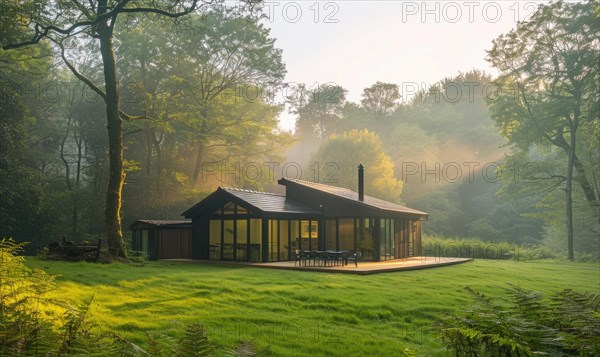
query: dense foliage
[
  {"left": 287, "top": 1, "right": 599, "bottom": 260},
  {"left": 439, "top": 286, "right": 600, "bottom": 356},
  {"left": 487, "top": 0, "right": 600, "bottom": 260},
  {"left": 0, "top": 5, "right": 289, "bottom": 254},
  {"left": 422, "top": 235, "right": 556, "bottom": 262}
]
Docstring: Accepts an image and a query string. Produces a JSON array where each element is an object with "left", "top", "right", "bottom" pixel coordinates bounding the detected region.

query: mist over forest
[
  {"left": 1, "top": 0, "right": 598, "bottom": 260},
  {"left": 1, "top": 1, "right": 599, "bottom": 355}
]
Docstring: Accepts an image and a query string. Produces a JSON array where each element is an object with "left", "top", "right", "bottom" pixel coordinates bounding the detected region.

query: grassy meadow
[{"left": 26, "top": 258, "right": 598, "bottom": 356}]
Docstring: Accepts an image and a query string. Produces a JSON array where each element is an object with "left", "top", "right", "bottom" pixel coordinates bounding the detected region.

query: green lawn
[{"left": 26, "top": 259, "right": 598, "bottom": 356}]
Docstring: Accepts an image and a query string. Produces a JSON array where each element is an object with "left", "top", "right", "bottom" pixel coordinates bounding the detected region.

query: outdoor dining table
[
  {"left": 325, "top": 251, "right": 345, "bottom": 266},
  {"left": 300, "top": 250, "right": 347, "bottom": 267}
]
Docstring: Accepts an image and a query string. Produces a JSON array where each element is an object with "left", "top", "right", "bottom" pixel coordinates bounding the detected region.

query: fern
[
  {"left": 551, "top": 289, "right": 600, "bottom": 355},
  {"left": 0, "top": 238, "right": 58, "bottom": 355},
  {"left": 439, "top": 286, "right": 600, "bottom": 356},
  {"left": 176, "top": 323, "right": 214, "bottom": 357},
  {"left": 56, "top": 297, "right": 97, "bottom": 355},
  {"left": 145, "top": 332, "right": 167, "bottom": 357}
]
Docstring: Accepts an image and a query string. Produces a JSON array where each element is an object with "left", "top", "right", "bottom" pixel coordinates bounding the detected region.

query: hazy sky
[{"left": 247, "top": 0, "right": 552, "bottom": 131}]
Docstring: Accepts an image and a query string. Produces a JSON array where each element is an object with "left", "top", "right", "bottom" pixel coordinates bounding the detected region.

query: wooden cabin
[
  {"left": 173, "top": 165, "right": 427, "bottom": 262},
  {"left": 133, "top": 165, "right": 428, "bottom": 262}
]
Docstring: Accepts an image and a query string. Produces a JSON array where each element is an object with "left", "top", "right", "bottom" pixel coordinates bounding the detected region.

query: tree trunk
[
  {"left": 72, "top": 135, "right": 83, "bottom": 240},
  {"left": 192, "top": 144, "right": 204, "bottom": 185},
  {"left": 151, "top": 129, "right": 164, "bottom": 194},
  {"left": 565, "top": 123, "right": 578, "bottom": 261},
  {"left": 59, "top": 114, "right": 74, "bottom": 236},
  {"left": 145, "top": 125, "right": 153, "bottom": 178},
  {"left": 98, "top": 19, "right": 128, "bottom": 259},
  {"left": 572, "top": 154, "right": 600, "bottom": 224},
  {"left": 566, "top": 150, "right": 575, "bottom": 261}
]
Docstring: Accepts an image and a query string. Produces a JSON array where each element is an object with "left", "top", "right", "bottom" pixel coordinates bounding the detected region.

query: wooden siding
[{"left": 157, "top": 228, "right": 192, "bottom": 259}]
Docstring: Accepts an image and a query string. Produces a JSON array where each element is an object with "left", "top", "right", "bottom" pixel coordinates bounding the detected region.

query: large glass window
[
  {"left": 394, "top": 219, "right": 401, "bottom": 258},
  {"left": 300, "top": 220, "right": 319, "bottom": 251},
  {"left": 379, "top": 219, "right": 387, "bottom": 260},
  {"left": 326, "top": 220, "right": 337, "bottom": 251},
  {"left": 300, "top": 220, "right": 310, "bottom": 250},
  {"left": 279, "top": 220, "right": 289, "bottom": 260},
  {"left": 209, "top": 220, "right": 221, "bottom": 260},
  {"left": 237, "top": 219, "right": 248, "bottom": 260},
  {"left": 223, "top": 220, "right": 234, "bottom": 260},
  {"left": 390, "top": 219, "right": 395, "bottom": 259},
  {"left": 249, "top": 219, "right": 261, "bottom": 262},
  {"left": 338, "top": 219, "right": 354, "bottom": 252},
  {"left": 379, "top": 219, "right": 394, "bottom": 260},
  {"left": 359, "top": 218, "right": 375, "bottom": 260},
  {"left": 398, "top": 219, "right": 410, "bottom": 258},
  {"left": 212, "top": 202, "right": 250, "bottom": 216},
  {"left": 291, "top": 220, "right": 300, "bottom": 252},
  {"left": 223, "top": 202, "right": 235, "bottom": 214},
  {"left": 208, "top": 199, "right": 254, "bottom": 261},
  {"left": 269, "top": 219, "right": 278, "bottom": 261},
  {"left": 408, "top": 220, "right": 414, "bottom": 256}
]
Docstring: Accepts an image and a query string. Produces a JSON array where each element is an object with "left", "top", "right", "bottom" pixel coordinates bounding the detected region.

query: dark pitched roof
[
  {"left": 221, "top": 187, "right": 320, "bottom": 214},
  {"left": 278, "top": 177, "right": 428, "bottom": 217},
  {"left": 181, "top": 187, "right": 320, "bottom": 217}
]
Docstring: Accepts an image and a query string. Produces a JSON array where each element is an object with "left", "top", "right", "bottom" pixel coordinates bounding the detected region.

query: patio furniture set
[{"left": 295, "top": 250, "right": 361, "bottom": 267}]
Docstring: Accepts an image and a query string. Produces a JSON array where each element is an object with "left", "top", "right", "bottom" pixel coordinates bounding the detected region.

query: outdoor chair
[
  {"left": 302, "top": 250, "right": 311, "bottom": 266},
  {"left": 295, "top": 250, "right": 309, "bottom": 266},
  {"left": 294, "top": 249, "right": 301, "bottom": 266},
  {"left": 346, "top": 251, "right": 361, "bottom": 267}
]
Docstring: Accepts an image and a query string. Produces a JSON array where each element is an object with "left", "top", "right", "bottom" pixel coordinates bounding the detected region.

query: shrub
[{"left": 422, "top": 235, "right": 555, "bottom": 261}]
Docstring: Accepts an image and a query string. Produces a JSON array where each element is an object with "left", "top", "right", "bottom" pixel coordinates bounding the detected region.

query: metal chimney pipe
[{"left": 358, "top": 163, "right": 364, "bottom": 201}]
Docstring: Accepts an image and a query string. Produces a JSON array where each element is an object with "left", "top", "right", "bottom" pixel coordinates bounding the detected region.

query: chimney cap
[
  {"left": 358, "top": 163, "right": 364, "bottom": 201},
  {"left": 358, "top": 163, "right": 364, "bottom": 169}
]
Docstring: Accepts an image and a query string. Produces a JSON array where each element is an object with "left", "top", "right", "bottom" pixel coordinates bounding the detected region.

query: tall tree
[
  {"left": 289, "top": 83, "right": 347, "bottom": 140},
  {"left": 117, "top": 10, "right": 287, "bottom": 187},
  {"left": 310, "top": 129, "right": 403, "bottom": 201},
  {"left": 1, "top": 1, "right": 237, "bottom": 259},
  {"left": 360, "top": 81, "right": 400, "bottom": 117},
  {"left": 487, "top": 0, "right": 600, "bottom": 260}
]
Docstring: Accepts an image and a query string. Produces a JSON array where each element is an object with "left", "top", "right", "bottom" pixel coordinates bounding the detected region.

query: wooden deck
[{"left": 161, "top": 256, "right": 472, "bottom": 275}]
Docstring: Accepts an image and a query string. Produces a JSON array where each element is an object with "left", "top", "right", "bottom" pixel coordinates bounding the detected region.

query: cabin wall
[
  {"left": 157, "top": 228, "right": 192, "bottom": 259},
  {"left": 131, "top": 226, "right": 192, "bottom": 260}
]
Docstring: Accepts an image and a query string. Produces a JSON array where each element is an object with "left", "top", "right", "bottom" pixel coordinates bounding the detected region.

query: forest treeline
[{"left": 0, "top": 1, "right": 598, "bottom": 259}]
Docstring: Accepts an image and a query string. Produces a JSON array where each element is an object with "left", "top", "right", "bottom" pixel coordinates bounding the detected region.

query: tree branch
[
  {"left": 2, "top": 21, "right": 97, "bottom": 50},
  {"left": 119, "top": 0, "right": 205, "bottom": 18},
  {"left": 53, "top": 39, "right": 154, "bottom": 122}
]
